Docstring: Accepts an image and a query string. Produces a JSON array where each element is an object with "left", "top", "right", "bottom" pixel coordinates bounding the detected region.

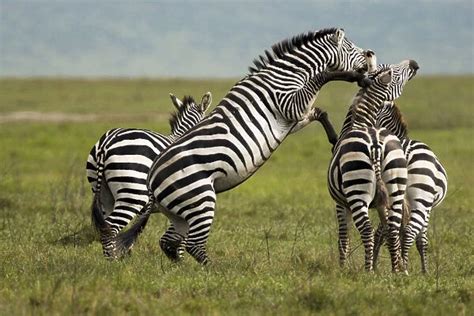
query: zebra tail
[
  {"left": 91, "top": 193, "right": 107, "bottom": 232},
  {"left": 371, "top": 149, "right": 389, "bottom": 212},
  {"left": 91, "top": 193, "right": 119, "bottom": 258},
  {"left": 401, "top": 198, "right": 410, "bottom": 227},
  {"left": 90, "top": 149, "right": 114, "bottom": 242},
  {"left": 112, "top": 200, "right": 153, "bottom": 258}
]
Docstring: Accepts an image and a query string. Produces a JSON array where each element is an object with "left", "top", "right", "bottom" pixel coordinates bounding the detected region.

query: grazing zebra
[
  {"left": 108, "top": 28, "right": 372, "bottom": 263},
  {"left": 372, "top": 102, "right": 448, "bottom": 273},
  {"left": 327, "top": 53, "right": 419, "bottom": 272},
  {"left": 86, "top": 92, "right": 212, "bottom": 257}
]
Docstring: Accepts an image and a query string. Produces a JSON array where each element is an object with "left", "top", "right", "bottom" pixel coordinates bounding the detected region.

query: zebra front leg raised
[
  {"left": 313, "top": 108, "right": 338, "bottom": 147},
  {"left": 289, "top": 106, "right": 327, "bottom": 134}
]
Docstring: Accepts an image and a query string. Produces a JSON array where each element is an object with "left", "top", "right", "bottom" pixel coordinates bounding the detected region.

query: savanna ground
[{"left": 0, "top": 77, "right": 472, "bottom": 315}]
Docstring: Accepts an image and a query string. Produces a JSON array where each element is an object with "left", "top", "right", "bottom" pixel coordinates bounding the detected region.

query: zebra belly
[{"left": 213, "top": 170, "right": 255, "bottom": 193}]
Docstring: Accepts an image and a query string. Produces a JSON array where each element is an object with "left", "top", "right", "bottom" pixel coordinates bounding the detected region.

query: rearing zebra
[
  {"left": 372, "top": 102, "right": 448, "bottom": 273},
  {"left": 327, "top": 53, "right": 419, "bottom": 272},
  {"left": 110, "top": 28, "right": 371, "bottom": 263},
  {"left": 86, "top": 92, "right": 212, "bottom": 257}
]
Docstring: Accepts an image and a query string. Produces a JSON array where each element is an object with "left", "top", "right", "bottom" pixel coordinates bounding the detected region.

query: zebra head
[
  {"left": 169, "top": 92, "right": 212, "bottom": 137},
  {"left": 327, "top": 28, "right": 368, "bottom": 73},
  {"left": 365, "top": 59, "right": 419, "bottom": 101}
]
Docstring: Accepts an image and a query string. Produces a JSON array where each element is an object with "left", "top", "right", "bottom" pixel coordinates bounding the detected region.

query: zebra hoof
[{"left": 159, "top": 240, "right": 183, "bottom": 262}]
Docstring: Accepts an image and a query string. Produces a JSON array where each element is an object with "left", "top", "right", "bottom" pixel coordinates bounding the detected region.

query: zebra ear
[
  {"left": 169, "top": 93, "right": 183, "bottom": 110},
  {"left": 331, "top": 28, "right": 345, "bottom": 47},
  {"left": 200, "top": 92, "right": 212, "bottom": 112},
  {"left": 379, "top": 69, "right": 393, "bottom": 85}
]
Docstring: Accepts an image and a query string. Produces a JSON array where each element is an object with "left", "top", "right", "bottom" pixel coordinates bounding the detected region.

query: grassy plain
[{"left": 0, "top": 77, "right": 472, "bottom": 315}]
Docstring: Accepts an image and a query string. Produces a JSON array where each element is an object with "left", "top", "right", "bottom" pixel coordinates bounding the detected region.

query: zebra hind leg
[
  {"left": 373, "top": 223, "right": 386, "bottom": 270},
  {"left": 386, "top": 208, "right": 404, "bottom": 273},
  {"left": 185, "top": 203, "right": 216, "bottom": 265},
  {"left": 91, "top": 194, "right": 119, "bottom": 259},
  {"left": 336, "top": 204, "right": 350, "bottom": 267},
  {"left": 159, "top": 223, "right": 186, "bottom": 262},
  {"left": 401, "top": 223, "right": 417, "bottom": 273},
  {"left": 111, "top": 200, "right": 154, "bottom": 259},
  {"left": 417, "top": 210, "right": 432, "bottom": 274},
  {"left": 416, "top": 230, "right": 429, "bottom": 274},
  {"left": 351, "top": 206, "right": 374, "bottom": 272}
]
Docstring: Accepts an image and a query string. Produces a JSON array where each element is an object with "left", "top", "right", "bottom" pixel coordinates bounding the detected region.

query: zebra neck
[
  {"left": 263, "top": 45, "right": 331, "bottom": 122},
  {"left": 377, "top": 103, "right": 409, "bottom": 140},
  {"left": 170, "top": 126, "right": 187, "bottom": 139},
  {"left": 351, "top": 93, "right": 383, "bottom": 129},
  {"left": 278, "top": 68, "right": 328, "bottom": 122},
  {"left": 339, "top": 109, "right": 354, "bottom": 138}
]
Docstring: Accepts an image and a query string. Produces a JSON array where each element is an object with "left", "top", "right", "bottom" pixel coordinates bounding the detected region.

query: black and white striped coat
[
  {"left": 86, "top": 93, "right": 211, "bottom": 256},
  {"left": 373, "top": 102, "right": 448, "bottom": 273},
  {"left": 327, "top": 57, "right": 419, "bottom": 272},
  {"left": 108, "top": 28, "right": 371, "bottom": 263}
]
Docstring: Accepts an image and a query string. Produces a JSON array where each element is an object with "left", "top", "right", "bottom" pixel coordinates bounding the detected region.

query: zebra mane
[
  {"left": 387, "top": 103, "right": 409, "bottom": 138},
  {"left": 169, "top": 95, "right": 196, "bottom": 132},
  {"left": 248, "top": 28, "right": 339, "bottom": 74}
]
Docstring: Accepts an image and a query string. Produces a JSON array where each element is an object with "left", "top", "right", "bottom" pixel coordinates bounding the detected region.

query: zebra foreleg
[
  {"left": 289, "top": 106, "right": 323, "bottom": 134},
  {"left": 313, "top": 108, "right": 338, "bottom": 147},
  {"left": 319, "top": 70, "right": 372, "bottom": 88}
]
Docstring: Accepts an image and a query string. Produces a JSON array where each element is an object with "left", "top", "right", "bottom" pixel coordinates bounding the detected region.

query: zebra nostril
[{"left": 409, "top": 60, "right": 419, "bottom": 71}]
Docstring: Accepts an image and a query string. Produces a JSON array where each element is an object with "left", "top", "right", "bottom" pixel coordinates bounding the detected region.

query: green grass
[{"left": 0, "top": 77, "right": 473, "bottom": 315}]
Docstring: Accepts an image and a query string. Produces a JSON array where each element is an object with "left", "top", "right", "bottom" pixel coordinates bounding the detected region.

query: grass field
[{"left": 0, "top": 77, "right": 472, "bottom": 315}]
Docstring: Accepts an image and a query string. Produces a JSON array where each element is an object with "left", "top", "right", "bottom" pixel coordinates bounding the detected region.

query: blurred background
[
  {"left": 1, "top": 0, "right": 473, "bottom": 78},
  {"left": 0, "top": 2, "right": 473, "bottom": 314}
]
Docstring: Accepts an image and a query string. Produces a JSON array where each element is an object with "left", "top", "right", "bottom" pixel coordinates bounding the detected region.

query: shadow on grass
[{"left": 54, "top": 224, "right": 97, "bottom": 247}]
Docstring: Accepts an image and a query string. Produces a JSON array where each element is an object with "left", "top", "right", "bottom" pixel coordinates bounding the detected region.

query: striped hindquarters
[
  {"left": 403, "top": 139, "right": 448, "bottom": 208},
  {"left": 86, "top": 128, "right": 122, "bottom": 193},
  {"left": 86, "top": 128, "right": 173, "bottom": 229},
  {"left": 328, "top": 128, "right": 407, "bottom": 210}
]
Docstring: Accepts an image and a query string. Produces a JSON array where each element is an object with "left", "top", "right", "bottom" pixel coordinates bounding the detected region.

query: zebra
[
  {"left": 327, "top": 53, "right": 419, "bottom": 272},
  {"left": 86, "top": 92, "right": 212, "bottom": 257},
  {"left": 107, "top": 28, "right": 373, "bottom": 263},
  {"left": 371, "top": 102, "right": 448, "bottom": 273}
]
